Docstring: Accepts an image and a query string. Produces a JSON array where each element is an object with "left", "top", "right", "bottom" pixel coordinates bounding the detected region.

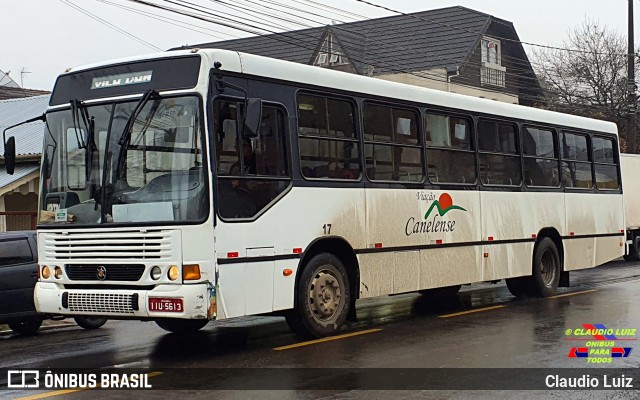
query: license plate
[{"left": 148, "top": 297, "right": 183, "bottom": 313}]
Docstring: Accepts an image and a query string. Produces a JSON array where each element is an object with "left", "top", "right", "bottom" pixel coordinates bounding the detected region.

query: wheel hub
[
  {"left": 540, "top": 251, "right": 556, "bottom": 286},
  {"left": 309, "top": 270, "right": 342, "bottom": 320}
]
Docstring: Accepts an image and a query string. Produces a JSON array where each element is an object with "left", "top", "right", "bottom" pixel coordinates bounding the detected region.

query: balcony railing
[{"left": 481, "top": 63, "right": 506, "bottom": 88}]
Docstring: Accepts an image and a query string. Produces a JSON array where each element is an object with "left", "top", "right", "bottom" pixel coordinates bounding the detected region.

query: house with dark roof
[
  {"left": 181, "top": 6, "right": 540, "bottom": 105},
  {"left": 0, "top": 95, "right": 48, "bottom": 230}
]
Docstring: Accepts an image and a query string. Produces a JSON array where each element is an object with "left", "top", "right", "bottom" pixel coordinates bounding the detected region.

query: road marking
[
  {"left": 548, "top": 289, "right": 597, "bottom": 299},
  {"left": 273, "top": 328, "right": 382, "bottom": 351},
  {"left": 16, "top": 389, "right": 85, "bottom": 400},
  {"left": 438, "top": 305, "right": 506, "bottom": 318},
  {"left": 14, "top": 372, "right": 163, "bottom": 400}
]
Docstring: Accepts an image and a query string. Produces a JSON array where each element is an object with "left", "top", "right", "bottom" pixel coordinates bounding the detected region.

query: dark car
[{"left": 0, "top": 231, "right": 107, "bottom": 335}]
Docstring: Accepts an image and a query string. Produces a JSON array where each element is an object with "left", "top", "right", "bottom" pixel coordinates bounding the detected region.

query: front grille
[
  {"left": 68, "top": 292, "right": 135, "bottom": 314},
  {"left": 43, "top": 230, "right": 176, "bottom": 261},
  {"left": 64, "top": 284, "right": 155, "bottom": 291},
  {"left": 66, "top": 265, "right": 145, "bottom": 281}
]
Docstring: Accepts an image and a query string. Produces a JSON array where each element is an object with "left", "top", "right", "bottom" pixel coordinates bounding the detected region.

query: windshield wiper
[
  {"left": 70, "top": 99, "right": 97, "bottom": 184},
  {"left": 70, "top": 100, "right": 87, "bottom": 149},
  {"left": 97, "top": 90, "right": 160, "bottom": 220},
  {"left": 117, "top": 89, "right": 159, "bottom": 146}
]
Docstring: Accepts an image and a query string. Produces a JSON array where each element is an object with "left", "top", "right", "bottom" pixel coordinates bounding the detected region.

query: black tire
[
  {"left": 531, "top": 237, "right": 561, "bottom": 297},
  {"left": 8, "top": 318, "right": 43, "bottom": 335},
  {"left": 418, "top": 285, "right": 462, "bottom": 297},
  {"left": 505, "top": 277, "right": 531, "bottom": 297},
  {"left": 624, "top": 235, "right": 640, "bottom": 262},
  {"left": 285, "top": 253, "right": 351, "bottom": 339},
  {"left": 155, "top": 319, "right": 208, "bottom": 334},
  {"left": 74, "top": 317, "right": 107, "bottom": 330}
]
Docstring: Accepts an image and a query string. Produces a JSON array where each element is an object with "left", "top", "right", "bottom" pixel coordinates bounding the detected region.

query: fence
[{"left": 0, "top": 211, "right": 37, "bottom": 232}]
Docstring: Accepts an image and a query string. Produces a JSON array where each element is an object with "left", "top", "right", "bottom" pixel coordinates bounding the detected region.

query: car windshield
[{"left": 39, "top": 95, "right": 208, "bottom": 225}]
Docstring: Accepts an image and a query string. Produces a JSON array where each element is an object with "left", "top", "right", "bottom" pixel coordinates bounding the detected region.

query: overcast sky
[{"left": 2, "top": 0, "right": 637, "bottom": 90}]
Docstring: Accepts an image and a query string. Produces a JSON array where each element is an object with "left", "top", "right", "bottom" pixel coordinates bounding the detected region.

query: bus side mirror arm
[{"left": 3, "top": 113, "right": 45, "bottom": 175}]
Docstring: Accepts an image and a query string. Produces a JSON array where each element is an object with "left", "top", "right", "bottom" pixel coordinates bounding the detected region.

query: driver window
[{"left": 214, "top": 99, "right": 291, "bottom": 219}]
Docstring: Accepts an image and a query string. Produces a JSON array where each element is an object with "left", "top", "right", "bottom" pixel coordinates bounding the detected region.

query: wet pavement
[{"left": 1, "top": 260, "right": 639, "bottom": 399}]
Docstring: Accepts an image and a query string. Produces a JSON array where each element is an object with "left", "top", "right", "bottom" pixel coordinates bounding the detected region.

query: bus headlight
[
  {"left": 168, "top": 265, "right": 180, "bottom": 281},
  {"left": 54, "top": 266, "right": 63, "bottom": 279},
  {"left": 150, "top": 266, "right": 162, "bottom": 280},
  {"left": 42, "top": 266, "right": 51, "bottom": 279}
]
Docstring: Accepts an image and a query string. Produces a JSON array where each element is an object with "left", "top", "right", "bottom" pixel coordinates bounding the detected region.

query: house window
[
  {"left": 481, "top": 36, "right": 506, "bottom": 87},
  {"left": 481, "top": 37, "right": 501, "bottom": 66},
  {"left": 314, "top": 34, "right": 348, "bottom": 67}
]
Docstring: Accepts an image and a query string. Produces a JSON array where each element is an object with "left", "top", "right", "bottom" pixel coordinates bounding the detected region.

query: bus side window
[
  {"left": 522, "top": 126, "right": 559, "bottom": 187},
  {"left": 297, "top": 93, "right": 360, "bottom": 180},
  {"left": 592, "top": 136, "right": 620, "bottom": 190},
  {"left": 425, "top": 113, "right": 476, "bottom": 184},
  {"left": 478, "top": 119, "right": 520, "bottom": 186},
  {"left": 561, "top": 132, "right": 592, "bottom": 189},
  {"left": 215, "top": 100, "right": 291, "bottom": 219},
  {"left": 363, "top": 103, "right": 423, "bottom": 182}
]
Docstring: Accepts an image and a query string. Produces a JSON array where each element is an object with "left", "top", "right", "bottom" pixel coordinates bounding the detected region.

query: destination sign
[{"left": 91, "top": 71, "right": 153, "bottom": 90}]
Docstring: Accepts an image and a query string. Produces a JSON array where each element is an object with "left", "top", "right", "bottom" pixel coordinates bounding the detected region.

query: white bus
[{"left": 8, "top": 49, "right": 624, "bottom": 338}]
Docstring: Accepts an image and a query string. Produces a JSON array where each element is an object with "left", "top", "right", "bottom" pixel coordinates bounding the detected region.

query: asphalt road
[{"left": 1, "top": 260, "right": 639, "bottom": 399}]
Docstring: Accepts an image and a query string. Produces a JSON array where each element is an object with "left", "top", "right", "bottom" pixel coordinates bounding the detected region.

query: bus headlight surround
[
  {"left": 150, "top": 266, "right": 162, "bottom": 280},
  {"left": 42, "top": 265, "right": 51, "bottom": 279},
  {"left": 168, "top": 265, "right": 180, "bottom": 281},
  {"left": 54, "top": 266, "right": 63, "bottom": 279}
]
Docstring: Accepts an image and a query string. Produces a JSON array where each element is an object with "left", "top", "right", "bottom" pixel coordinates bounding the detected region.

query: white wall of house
[{"left": 376, "top": 69, "right": 518, "bottom": 104}]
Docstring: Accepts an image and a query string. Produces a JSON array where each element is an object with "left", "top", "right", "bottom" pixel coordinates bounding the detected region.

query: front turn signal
[{"left": 183, "top": 264, "right": 201, "bottom": 280}]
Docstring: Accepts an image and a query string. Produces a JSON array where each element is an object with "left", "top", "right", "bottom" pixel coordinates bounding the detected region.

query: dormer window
[
  {"left": 314, "top": 34, "right": 348, "bottom": 67},
  {"left": 481, "top": 36, "right": 505, "bottom": 87},
  {"left": 481, "top": 36, "right": 501, "bottom": 66}
]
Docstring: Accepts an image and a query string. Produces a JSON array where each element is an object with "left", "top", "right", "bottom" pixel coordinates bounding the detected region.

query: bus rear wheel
[
  {"left": 531, "top": 237, "right": 561, "bottom": 297},
  {"left": 623, "top": 235, "right": 640, "bottom": 262},
  {"left": 285, "top": 253, "right": 351, "bottom": 339},
  {"left": 505, "top": 277, "right": 531, "bottom": 297},
  {"left": 156, "top": 319, "right": 209, "bottom": 334}
]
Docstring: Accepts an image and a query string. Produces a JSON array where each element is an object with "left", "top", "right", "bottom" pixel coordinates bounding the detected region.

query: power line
[
  {"left": 95, "top": 0, "right": 243, "bottom": 40},
  {"left": 58, "top": 0, "right": 162, "bottom": 51}
]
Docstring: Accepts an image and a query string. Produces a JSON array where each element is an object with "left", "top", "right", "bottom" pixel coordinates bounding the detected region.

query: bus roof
[{"left": 62, "top": 48, "right": 618, "bottom": 135}]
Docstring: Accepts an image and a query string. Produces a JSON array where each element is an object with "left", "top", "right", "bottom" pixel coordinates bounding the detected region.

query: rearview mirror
[
  {"left": 243, "top": 98, "right": 262, "bottom": 138},
  {"left": 4, "top": 136, "right": 16, "bottom": 175}
]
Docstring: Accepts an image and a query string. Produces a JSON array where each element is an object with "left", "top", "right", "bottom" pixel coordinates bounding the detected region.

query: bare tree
[{"left": 531, "top": 19, "right": 637, "bottom": 152}]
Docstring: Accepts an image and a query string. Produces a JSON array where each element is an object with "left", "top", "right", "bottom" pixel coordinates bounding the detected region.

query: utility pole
[{"left": 627, "top": 0, "right": 637, "bottom": 153}]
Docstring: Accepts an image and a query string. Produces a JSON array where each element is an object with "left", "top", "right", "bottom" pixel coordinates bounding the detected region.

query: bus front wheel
[
  {"left": 8, "top": 318, "right": 43, "bottom": 336},
  {"left": 531, "top": 237, "right": 561, "bottom": 297},
  {"left": 74, "top": 317, "right": 107, "bottom": 330},
  {"left": 285, "top": 253, "right": 351, "bottom": 339},
  {"left": 156, "top": 319, "right": 209, "bottom": 334}
]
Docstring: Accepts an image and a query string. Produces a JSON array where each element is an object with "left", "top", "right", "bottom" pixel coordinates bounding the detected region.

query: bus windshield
[{"left": 39, "top": 95, "right": 208, "bottom": 225}]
